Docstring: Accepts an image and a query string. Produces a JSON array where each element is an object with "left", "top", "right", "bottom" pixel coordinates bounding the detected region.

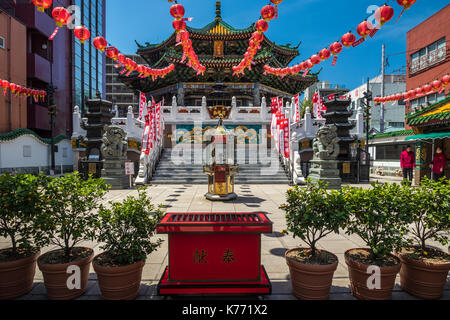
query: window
[
  {"left": 0, "top": 36, "right": 5, "bottom": 49},
  {"left": 23, "top": 145, "right": 32, "bottom": 158},
  {"left": 62, "top": 147, "right": 68, "bottom": 158},
  {"left": 410, "top": 37, "right": 446, "bottom": 74}
]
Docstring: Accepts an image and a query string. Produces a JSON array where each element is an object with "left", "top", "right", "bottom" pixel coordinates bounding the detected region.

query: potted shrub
[
  {"left": 397, "top": 178, "right": 450, "bottom": 299},
  {"left": 281, "top": 180, "right": 348, "bottom": 300},
  {"left": 93, "top": 187, "right": 164, "bottom": 300},
  {"left": 343, "top": 182, "right": 412, "bottom": 300},
  {"left": 0, "top": 173, "right": 49, "bottom": 299},
  {"left": 37, "top": 173, "right": 109, "bottom": 300}
]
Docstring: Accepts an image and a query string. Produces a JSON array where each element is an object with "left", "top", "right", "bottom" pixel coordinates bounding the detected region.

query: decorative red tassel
[{"left": 48, "top": 27, "right": 59, "bottom": 40}]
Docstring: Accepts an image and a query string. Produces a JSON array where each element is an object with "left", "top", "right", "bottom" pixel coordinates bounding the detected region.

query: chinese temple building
[{"left": 121, "top": 1, "right": 317, "bottom": 107}]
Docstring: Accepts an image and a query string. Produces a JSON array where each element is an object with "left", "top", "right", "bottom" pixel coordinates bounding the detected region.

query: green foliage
[
  {"left": 300, "top": 99, "right": 313, "bottom": 119},
  {"left": 406, "top": 178, "right": 450, "bottom": 251},
  {"left": 281, "top": 179, "right": 349, "bottom": 256},
  {"left": 95, "top": 187, "right": 164, "bottom": 265},
  {"left": 342, "top": 182, "right": 413, "bottom": 260},
  {"left": 0, "top": 173, "right": 50, "bottom": 254},
  {"left": 37, "top": 172, "right": 109, "bottom": 258}
]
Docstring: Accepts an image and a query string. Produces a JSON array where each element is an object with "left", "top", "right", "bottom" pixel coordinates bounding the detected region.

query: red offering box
[{"left": 156, "top": 213, "right": 273, "bottom": 296}]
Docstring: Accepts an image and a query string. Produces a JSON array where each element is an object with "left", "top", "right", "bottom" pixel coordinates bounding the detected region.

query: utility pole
[
  {"left": 380, "top": 44, "right": 386, "bottom": 133},
  {"left": 363, "top": 77, "right": 372, "bottom": 154},
  {"left": 47, "top": 62, "right": 56, "bottom": 174}
]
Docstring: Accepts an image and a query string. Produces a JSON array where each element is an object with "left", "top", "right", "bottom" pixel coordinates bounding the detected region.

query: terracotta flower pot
[
  {"left": 398, "top": 247, "right": 450, "bottom": 300},
  {"left": 0, "top": 250, "right": 40, "bottom": 300},
  {"left": 93, "top": 255, "right": 145, "bottom": 300},
  {"left": 345, "top": 248, "right": 401, "bottom": 300},
  {"left": 37, "top": 248, "right": 94, "bottom": 300},
  {"left": 285, "top": 248, "right": 338, "bottom": 300}
]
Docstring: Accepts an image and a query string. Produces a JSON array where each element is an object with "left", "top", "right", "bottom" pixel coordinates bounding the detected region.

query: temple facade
[{"left": 121, "top": 1, "right": 317, "bottom": 108}]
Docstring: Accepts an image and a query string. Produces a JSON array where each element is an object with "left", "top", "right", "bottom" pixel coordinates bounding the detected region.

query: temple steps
[{"left": 150, "top": 149, "right": 290, "bottom": 185}]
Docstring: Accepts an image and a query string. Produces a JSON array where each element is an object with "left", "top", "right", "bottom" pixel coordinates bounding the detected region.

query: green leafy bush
[
  {"left": 0, "top": 173, "right": 49, "bottom": 257},
  {"left": 343, "top": 182, "right": 413, "bottom": 261},
  {"left": 405, "top": 177, "right": 450, "bottom": 252},
  {"left": 281, "top": 179, "right": 349, "bottom": 256},
  {"left": 38, "top": 173, "right": 109, "bottom": 260},
  {"left": 95, "top": 187, "right": 164, "bottom": 266}
]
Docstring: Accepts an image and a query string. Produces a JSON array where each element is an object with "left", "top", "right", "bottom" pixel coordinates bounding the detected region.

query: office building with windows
[
  {"left": 349, "top": 74, "right": 407, "bottom": 134},
  {"left": 106, "top": 55, "right": 147, "bottom": 117},
  {"left": 73, "top": 0, "right": 106, "bottom": 114}
]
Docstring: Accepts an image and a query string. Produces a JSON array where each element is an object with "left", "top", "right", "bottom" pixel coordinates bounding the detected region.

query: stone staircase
[{"left": 150, "top": 148, "right": 290, "bottom": 185}]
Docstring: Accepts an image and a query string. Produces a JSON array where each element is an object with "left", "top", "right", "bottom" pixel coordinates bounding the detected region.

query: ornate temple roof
[{"left": 124, "top": 1, "right": 318, "bottom": 96}]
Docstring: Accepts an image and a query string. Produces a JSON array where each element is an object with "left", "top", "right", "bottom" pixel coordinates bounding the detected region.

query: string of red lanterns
[
  {"left": 263, "top": 2, "right": 413, "bottom": 78},
  {"left": 30, "top": 0, "right": 174, "bottom": 81},
  {"left": 373, "top": 74, "right": 450, "bottom": 104},
  {"left": 169, "top": 1, "right": 206, "bottom": 75},
  {"left": 233, "top": 0, "right": 283, "bottom": 76},
  {"left": 0, "top": 79, "right": 47, "bottom": 102}
]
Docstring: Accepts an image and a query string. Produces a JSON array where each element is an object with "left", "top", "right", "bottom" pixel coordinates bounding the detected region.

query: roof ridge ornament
[{"left": 215, "top": 0, "right": 221, "bottom": 20}]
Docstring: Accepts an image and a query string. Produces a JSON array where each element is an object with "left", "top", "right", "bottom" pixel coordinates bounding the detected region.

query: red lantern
[
  {"left": 170, "top": 4, "right": 185, "bottom": 19},
  {"left": 93, "top": 36, "right": 108, "bottom": 52},
  {"left": 304, "top": 59, "right": 313, "bottom": 69},
  {"left": 32, "top": 0, "right": 52, "bottom": 12},
  {"left": 375, "top": 4, "right": 394, "bottom": 26},
  {"left": 255, "top": 19, "right": 269, "bottom": 33},
  {"left": 329, "top": 42, "right": 343, "bottom": 55},
  {"left": 74, "top": 26, "right": 90, "bottom": 44},
  {"left": 173, "top": 19, "right": 186, "bottom": 32},
  {"left": 117, "top": 54, "right": 127, "bottom": 65},
  {"left": 105, "top": 47, "right": 119, "bottom": 60},
  {"left": 341, "top": 32, "right": 356, "bottom": 47},
  {"left": 407, "top": 90, "right": 416, "bottom": 99},
  {"left": 252, "top": 31, "right": 264, "bottom": 43},
  {"left": 357, "top": 20, "right": 373, "bottom": 39},
  {"left": 310, "top": 54, "right": 321, "bottom": 65},
  {"left": 9, "top": 83, "right": 17, "bottom": 94},
  {"left": 402, "top": 92, "right": 410, "bottom": 100},
  {"left": 261, "top": 5, "right": 276, "bottom": 22},
  {"left": 180, "top": 31, "right": 190, "bottom": 42},
  {"left": 1, "top": 80, "right": 10, "bottom": 96},
  {"left": 395, "top": 93, "right": 403, "bottom": 100},
  {"left": 270, "top": 0, "right": 283, "bottom": 4},
  {"left": 442, "top": 74, "right": 450, "bottom": 86},
  {"left": 432, "top": 80, "right": 442, "bottom": 91},
  {"left": 52, "top": 7, "right": 70, "bottom": 27},
  {"left": 318, "top": 48, "right": 331, "bottom": 61},
  {"left": 397, "top": 0, "right": 417, "bottom": 10},
  {"left": 423, "top": 84, "right": 433, "bottom": 94},
  {"left": 415, "top": 87, "right": 424, "bottom": 96}
]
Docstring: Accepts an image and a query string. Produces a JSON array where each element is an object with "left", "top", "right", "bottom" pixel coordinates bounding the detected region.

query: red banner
[{"left": 138, "top": 91, "right": 146, "bottom": 120}]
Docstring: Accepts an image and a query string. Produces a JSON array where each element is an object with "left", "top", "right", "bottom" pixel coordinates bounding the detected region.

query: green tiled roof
[
  {"left": 0, "top": 128, "right": 70, "bottom": 145},
  {"left": 369, "top": 129, "right": 414, "bottom": 140},
  {"left": 407, "top": 96, "right": 450, "bottom": 126}
]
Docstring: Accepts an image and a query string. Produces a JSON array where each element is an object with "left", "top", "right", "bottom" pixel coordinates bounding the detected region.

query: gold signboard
[
  {"left": 88, "top": 163, "right": 97, "bottom": 175},
  {"left": 343, "top": 162, "right": 351, "bottom": 174},
  {"left": 214, "top": 41, "right": 224, "bottom": 57}
]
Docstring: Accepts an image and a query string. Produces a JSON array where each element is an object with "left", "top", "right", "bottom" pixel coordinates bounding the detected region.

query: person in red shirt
[
  {"left": 400, "top": 145, "right": 415, "bottom": 182},
  {"left": 430, "top": 147, "right": 447, "bottom": 181}
]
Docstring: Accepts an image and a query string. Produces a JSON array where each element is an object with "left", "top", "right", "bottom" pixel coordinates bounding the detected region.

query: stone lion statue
[
  {"left": 101, "top": 125, "right": 128, "bottom": 159},
  {"left": 312, "top": 125, "right": 340, "bottom": 160}
]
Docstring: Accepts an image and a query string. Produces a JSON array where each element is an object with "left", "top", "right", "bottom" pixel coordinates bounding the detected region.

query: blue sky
[{"left": 106, "top": 0, "right": 449, "bottom": 91}]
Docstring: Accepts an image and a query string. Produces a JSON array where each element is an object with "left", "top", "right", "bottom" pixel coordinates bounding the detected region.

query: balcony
[
  {"left": 409, "top": 47, "right": 447, "bottom": 75},
  {"left": 15, "top": 3, "right": 56, "bottom": 38},
  {"left": 27, "top": 53, "right": 51, "bottom": 83}
]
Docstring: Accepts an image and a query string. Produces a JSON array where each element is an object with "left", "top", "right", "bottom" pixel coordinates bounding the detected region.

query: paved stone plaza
[{"left": 1, "top": 182, "right": 449, "bottom": 300}]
